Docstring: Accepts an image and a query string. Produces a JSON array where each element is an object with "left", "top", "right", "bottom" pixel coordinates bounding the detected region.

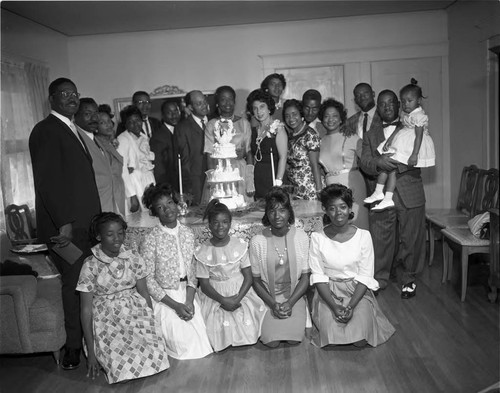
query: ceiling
[{"left": 1, "top": 0, "right": 456, "bottom": 37}]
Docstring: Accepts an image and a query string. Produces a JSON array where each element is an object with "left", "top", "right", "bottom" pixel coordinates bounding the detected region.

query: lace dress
[{"left": 195, "top": 237, "right": 266, "bottom": 351}]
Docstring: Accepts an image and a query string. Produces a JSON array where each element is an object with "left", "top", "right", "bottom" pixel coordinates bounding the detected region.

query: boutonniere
[{"left": 266, "top": 120, "right": 281, "bottom": 138}]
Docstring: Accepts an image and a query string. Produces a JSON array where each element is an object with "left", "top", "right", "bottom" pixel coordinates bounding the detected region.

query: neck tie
[
  {"left": 142, "top": 119, "right": 151, "bottom": 138},
  {"left": 200, "top": 118, "right": 206, "bottom": 131},
  {"left": 383, "top": 120, "right": 400, "bottom": 128},
  {"left": 362, "top": 113, "right": 368, "bottom": 136}
]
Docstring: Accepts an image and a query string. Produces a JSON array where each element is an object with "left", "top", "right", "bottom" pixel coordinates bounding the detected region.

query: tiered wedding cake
[{"left": 206, "top": 119, "right": 246, "bottom": 210}]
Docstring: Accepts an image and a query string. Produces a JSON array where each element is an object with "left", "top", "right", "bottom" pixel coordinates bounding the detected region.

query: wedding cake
[{"left": 207, "top": 119, "right": 246, "bottom": 210}]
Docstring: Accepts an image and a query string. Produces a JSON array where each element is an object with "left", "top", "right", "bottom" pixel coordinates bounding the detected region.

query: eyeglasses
[
  {"left": 137, "top": 100, "right": 151, "bottom": 105},
  {"left": 54, "top": 91, "right": 80, "bottom": 99}
]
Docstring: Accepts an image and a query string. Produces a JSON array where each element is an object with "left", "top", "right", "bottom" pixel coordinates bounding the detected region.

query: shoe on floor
[
  {"left": 372, "top": 199, "right": 395, "bottom": 211},
  {"left": 364, "top": 193, "right": 384, "bottom": 204},
  {"left": 401, "top": 282, "right": 417, "bottom": 299},
  {"left": 61, "top": 347, "right": 81, "bottom": 370}
]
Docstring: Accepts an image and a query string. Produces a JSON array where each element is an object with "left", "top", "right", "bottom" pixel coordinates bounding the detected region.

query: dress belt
[
  {"left": 325, "top": 167, "right": 358, "bottom": 178},
  {"left": 180, "top": 276, "right": 187, "bottom": 282}
]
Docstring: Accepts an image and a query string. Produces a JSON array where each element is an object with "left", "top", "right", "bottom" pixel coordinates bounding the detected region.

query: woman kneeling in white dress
[
  {"left": 309, "top": 184, "right": 395, "bottom": 348},
  {"left": 140, "top": 183, "right": 213, "bottom": 359}
]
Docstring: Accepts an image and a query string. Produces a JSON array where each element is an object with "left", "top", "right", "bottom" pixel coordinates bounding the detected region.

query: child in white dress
[
  {"left": 195, "top": 199, "right": 266, "bottom": 352},
  {"left": 140, "top": 183, "right": 213, "bottom": 360},
  {"left": 364, "top": 78, "right": 435, "bottom": 211}
]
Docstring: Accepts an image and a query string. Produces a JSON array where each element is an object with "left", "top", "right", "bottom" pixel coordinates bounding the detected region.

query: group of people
[{"left": 28, "top": 74, "right": 434, "bottom": 383}]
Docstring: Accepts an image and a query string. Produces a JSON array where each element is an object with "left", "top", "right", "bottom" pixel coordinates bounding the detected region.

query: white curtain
[{"left": 0, "top": 54, "right": 49, "bottom": 231}]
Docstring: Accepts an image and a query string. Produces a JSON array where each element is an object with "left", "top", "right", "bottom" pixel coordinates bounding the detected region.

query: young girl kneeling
[
  {"left": 77, "top": 212, "right": 169, "bottom": 384},
  {"left": 195, "top": 199, "right": 266, "bottom": 351}
]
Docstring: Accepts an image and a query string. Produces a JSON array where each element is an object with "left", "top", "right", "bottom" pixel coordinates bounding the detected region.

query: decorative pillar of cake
[{"left": 206, "top": 119, "right": 246, "bottom": 209}]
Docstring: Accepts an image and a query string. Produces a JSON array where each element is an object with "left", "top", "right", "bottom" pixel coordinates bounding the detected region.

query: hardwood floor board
[{"left": 1, "top": 249, "right": 499, "bottom": 393}]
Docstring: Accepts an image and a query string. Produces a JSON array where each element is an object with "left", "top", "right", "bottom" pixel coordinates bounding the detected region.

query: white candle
[
  {"left": 178, "top": 154, "right": 183, "bottom": 195},
  {"left": 270, "top": 148, "right": 276, "bottom": 186}
]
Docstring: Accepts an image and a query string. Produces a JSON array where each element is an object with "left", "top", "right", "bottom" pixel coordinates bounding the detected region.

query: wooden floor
[{"left": 1, "top": 243, "right": 499, "bottom": 393}]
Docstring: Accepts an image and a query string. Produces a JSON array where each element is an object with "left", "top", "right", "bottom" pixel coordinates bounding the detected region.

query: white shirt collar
[
  {"left": 75, "top": 124, "right": 94, "bottom": 140},
  {"left": 163, "top": 122, "right": 175, "bottom": 134},
  {"left": 50, "top": 110, "right": 73, "bottom": 129},
  {"left": 192, "top": 115, "right": 208, "bottom": 128}
]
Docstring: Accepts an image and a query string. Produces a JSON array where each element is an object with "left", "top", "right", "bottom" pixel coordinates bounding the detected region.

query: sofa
[{"left": 0, "top": 274, "right": 66, "bottom": 363}]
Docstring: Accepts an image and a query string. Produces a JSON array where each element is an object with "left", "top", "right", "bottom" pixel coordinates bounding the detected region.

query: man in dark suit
[
  {"left": 345, "top": 83, "right": 378, "bottom": 139},
  {"left": 150, "top": 100, "right": 181, "bottom": 188},
  {"left": 175, "top": 90, "right": 210, "bottom": 205},
  {"left": 116, "top": 90, "right": 161, "bottom": 139},
  {"left": 360, "top": 89, "right": 426, "bottom": 299},
  {"left": 29, "top": 78, "right": 101, "bottom": 369}
]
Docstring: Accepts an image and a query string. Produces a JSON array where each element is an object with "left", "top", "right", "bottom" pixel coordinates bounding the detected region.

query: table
[{"left": 124, "top": 200, "right": 324, "bottom": 251}]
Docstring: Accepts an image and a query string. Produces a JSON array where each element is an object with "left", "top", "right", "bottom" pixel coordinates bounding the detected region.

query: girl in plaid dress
[{"left": 77, "top": 212, "right": 169, "bottom": 384}]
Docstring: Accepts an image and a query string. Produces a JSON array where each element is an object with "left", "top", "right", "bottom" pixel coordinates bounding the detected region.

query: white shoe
[
  {"left": 372, "top": 198, "right": 395, "bottom": 211},
  {"left": 364, "top": 193, "right": 384, "bottom": 204}
]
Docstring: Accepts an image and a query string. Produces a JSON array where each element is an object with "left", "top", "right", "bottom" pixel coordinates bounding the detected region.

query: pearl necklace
[
  {"left": 274, "top": 247, "right": 287, "bottom": 265},
  {"left": 272, "top": 234, "right": 288, "bottom": 266}
]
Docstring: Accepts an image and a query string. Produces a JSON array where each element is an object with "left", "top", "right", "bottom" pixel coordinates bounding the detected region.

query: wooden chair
[
  {"left": 4, "top": 204, "right": 37, "bottom": 246},
  {"left": 487, "top": 209, "right": 499, "bottom": 303},
  {"left": 441, "top": 168, "right": 499, "bottom": 301},
  {"left": 426, "top": 165, "right": 480, "bottom": 266}
]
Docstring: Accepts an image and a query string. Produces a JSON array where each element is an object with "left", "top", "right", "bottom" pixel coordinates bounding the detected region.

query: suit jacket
[
  {"left": 150, "top": 122, "right": 178, "bottom": 188},
  {"left": 359, "top": 118, "right": 426, "bottom": 209},
  {"left": 29, "top": 114, "right": 101, "bottom": 243},
  {"left": 175, "top": 115, "right": 207, "bottom": 204},
  {"left": 98, "top": 138, "right": 126, "bottom": 216},
  {"left": 346, "top": 110, "right": 380, "bottom": 140},
  {"left": 77, "top": 127, "right": 119, "bottom": 214}
]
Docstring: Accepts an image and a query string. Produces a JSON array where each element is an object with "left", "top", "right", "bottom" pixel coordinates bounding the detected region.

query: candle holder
[{"left": 178, "top": 194, "right": 188, "bottom": 216}]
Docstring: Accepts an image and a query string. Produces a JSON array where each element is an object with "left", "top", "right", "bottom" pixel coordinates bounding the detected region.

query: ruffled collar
[
  {"left": 407, "top": 107, "right": 423, "bottom": 116},
  {"left": 195, "top": 237, "right": 248, "bottom": 266}
]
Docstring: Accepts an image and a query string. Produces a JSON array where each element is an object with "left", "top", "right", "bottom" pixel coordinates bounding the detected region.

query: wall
[
  {"left": 68, "top": 11, "right": 447, "bottom": 116},
  {"left": 1, "top": 9, "right": 69, "bottom": 79},
  {"left": 447, "top": 1, "right": 500, "bottom": 204}
]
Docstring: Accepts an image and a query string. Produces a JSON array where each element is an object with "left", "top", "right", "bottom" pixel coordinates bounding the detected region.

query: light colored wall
[
  {"left": 68, "top": 10, "right": 447, "bottom": 116},
  {"left": 447, "top": 1, "right": 500, "bottom": 205},
  {"left": 1, "top": 9, "right": 70, "bottom": 79}
]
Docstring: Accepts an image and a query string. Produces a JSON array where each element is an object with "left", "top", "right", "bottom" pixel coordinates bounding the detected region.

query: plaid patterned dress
[{"left": 77, "top": 245, "right": 169, "bottom": 384}]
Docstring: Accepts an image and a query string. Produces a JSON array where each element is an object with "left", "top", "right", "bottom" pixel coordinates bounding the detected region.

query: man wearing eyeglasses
[
  {"left": 116, "top": 91, "right": 161, "bottom": 140},
  {"left": 29, "top": 77, "right": 101, "bottom": 371}
]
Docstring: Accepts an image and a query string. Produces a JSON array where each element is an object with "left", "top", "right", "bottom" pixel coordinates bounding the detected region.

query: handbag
[{"left": 468, "top": 212, "right": 490, "bottom": 239}]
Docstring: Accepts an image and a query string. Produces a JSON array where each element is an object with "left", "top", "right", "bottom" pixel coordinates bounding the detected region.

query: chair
[
  {"left": 487, "top": 209, "right": 499, "bottom": 303},
  {"left": 426, "top": 165, "right": 480, "bottom": 266},
  {"left": 441, "top": 168, "right": 499, "bottom": 301},
  {"left": 0, "top": 275, "right": 66, "bottom": 363},
  {"left": 4, "top": 204, "right": 37, "bottom": 246}
]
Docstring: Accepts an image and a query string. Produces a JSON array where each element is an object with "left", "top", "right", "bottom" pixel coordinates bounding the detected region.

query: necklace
[
  {"left": 255, "top": 121, "right": 273, "bottom": 162},
  {"left": 272, "top": 235, "right": 288, "bottom": 266}
]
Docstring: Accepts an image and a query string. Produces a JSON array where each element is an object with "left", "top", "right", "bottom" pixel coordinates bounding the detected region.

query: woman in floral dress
[
  {"left": 195, "top": 199, "right": 266, "bottom": 351},
  {"left": 247, "top": 89, "right": 287, "bottom": 199},
  {"left": 283, "top": 99, "right": 323, "bottom": 200},
  {"left": 78, "top": 212, "right": 169, "bottom": 384}
]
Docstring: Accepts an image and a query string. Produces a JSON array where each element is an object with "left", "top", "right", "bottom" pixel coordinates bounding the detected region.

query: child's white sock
[
  {"left": 374, "top": 184, "right": 384, "bottom": 195},
  {"left": 384, "top": 191, "right": 394, "bottom": 201}
]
